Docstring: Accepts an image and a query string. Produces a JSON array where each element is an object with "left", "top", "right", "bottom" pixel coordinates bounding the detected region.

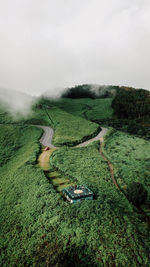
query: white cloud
[
  {"left": 0, "top": 88, "right": 35, "bottom": 115},
  {"left": 0, "top": 0, "right": 150, "bottom": 96}
]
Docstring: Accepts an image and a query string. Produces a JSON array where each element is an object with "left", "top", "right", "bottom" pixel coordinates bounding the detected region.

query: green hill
[{"left": 0, "top": 85, "right": 150, "bottom": 266}]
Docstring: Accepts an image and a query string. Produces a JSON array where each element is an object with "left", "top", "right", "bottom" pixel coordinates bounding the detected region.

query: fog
[
  {"left": 0, "top": 88, "right": 35, "bottom": 116},
  {"left": 0, "top": 0, "right": 150, "bottom": 100}
]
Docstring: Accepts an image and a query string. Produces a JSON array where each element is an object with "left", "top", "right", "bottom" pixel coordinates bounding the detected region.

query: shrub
[{"left": 126, "top": 182, "right": 148, "bottom": 206}]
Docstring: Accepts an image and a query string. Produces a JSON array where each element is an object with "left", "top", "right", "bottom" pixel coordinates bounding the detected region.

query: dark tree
[
  {"left": 112, "top": 87, "right": 150, "bottom": 119},
  {"left": 126, "top": 182, "right": 148, "bottom": 206},
  {"left": 62, "top": 84, "right": 96, "bottom": 99}
]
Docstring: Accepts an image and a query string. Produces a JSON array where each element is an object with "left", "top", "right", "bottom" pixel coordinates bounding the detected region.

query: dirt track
[
  {"left": 38, "top": 148, "right": 56, "bottom": 171},
  {"left": 99, "top": 139, "right": 122, "bottom": 192}
]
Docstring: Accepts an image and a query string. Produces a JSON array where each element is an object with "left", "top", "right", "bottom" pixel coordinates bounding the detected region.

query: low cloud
[{"left": 0, "top": 88, "right": 35, "bottom": 116}]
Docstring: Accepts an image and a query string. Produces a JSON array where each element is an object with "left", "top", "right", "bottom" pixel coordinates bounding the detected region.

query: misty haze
[{"left": 0, "top": 0, "right": 150, "bottom": 99}]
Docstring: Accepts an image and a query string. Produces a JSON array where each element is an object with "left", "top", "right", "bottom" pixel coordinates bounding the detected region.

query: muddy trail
[{"left": 99, "top": 137, "right": 122, "bottom": 192}]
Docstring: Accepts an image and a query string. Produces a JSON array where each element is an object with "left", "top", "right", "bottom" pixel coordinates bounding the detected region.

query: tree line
[
  {"left": 112, "top": 87, "right": 150, "bottom": 119},
  {"left": 61, "top": 84, "right": 120, "bottom": 99}
]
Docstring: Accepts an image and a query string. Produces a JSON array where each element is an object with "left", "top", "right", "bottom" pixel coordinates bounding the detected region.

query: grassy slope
[
  {"left": 46, "top": 107, "right": 100, "bottom": 146},
  {"left": 0, "top": 107, "right": 16, "bottom": 124},
  {"left": 50, "top": 142, "right": 150, "bottom": 265},
  {"left": 24, "top": 108, "right": 51, "bottom": 126},
  {"left": 41, "top": 97, "right": 113, "bottom": 121},
  {"left": 0, "top": 125, "right": 23, "bottom": 166},
  {"left": 0, "top": 97, "right": 112, "bottom": 147},
  {"left": 1, "top": 125, "right": 142, "bottom": 266},
  {"left": 21, "top": 102, "right": 101, "bottom": 146},
  {"left": 0, "top": 126, "right": 65, "bottom": 266},
  {"left": 84, "top": 98, "right": 113, "bottom": 121},
  {"left": 1, "top": 97, "right": 150, "bottom": 266},
  {"left": 103, "top": 129, "right": 150, "bottom": 208}
]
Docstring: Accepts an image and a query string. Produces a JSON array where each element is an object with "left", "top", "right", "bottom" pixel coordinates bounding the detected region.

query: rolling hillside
[{"left": 0, "top": 85, "right": 150, "bottom": 266}]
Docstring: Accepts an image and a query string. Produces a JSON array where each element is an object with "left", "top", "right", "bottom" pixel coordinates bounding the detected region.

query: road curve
[
  {"left": 35, "top": 125, "right": 56, "bottom": 148},
  {"left": 35, "top": 125, "right": 108, "bottom": 148},
  {"left": 75, "top": 127, "right": 108, "bottom": 147}
]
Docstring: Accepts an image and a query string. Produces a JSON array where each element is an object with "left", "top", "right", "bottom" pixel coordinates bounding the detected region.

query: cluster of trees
[
  {"left": 62, "top": 84, "right": 96, "bottom": 99},
  {"left": 127, "top": 182, "right": 147, "bottom": 206},
  {"left": 112, "top": 87, "right": 150, "bottom": 119},
  {"left": 61, "top": 84, "right": 120, "bottom": 99}
]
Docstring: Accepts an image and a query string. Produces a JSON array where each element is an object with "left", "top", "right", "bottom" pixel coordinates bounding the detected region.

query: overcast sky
[{"left": 0, "top": 0, "right": 150, "bottom": 96}]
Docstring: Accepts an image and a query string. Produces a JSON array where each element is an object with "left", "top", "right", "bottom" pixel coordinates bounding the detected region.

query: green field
[
  {"left": 0, "top": 95, "right": 150, "bottom": 266},
  {"left": 50, "top": 141, "right": 150, "bottom": 265},
  {"left": 23, "top": 100, "right": 102, "bottom": 146},
  {"left": 103, "top": 129, "right": 150, "bottom": 210},
  {"left": 0, "top": 125, "right": 23, "bottom": 166},
  {"left": 46, "top": 107, "right": 100, "bottom": 146},
  {"left": 37, "top": 97, "right": 113, "bottom": 121}
]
